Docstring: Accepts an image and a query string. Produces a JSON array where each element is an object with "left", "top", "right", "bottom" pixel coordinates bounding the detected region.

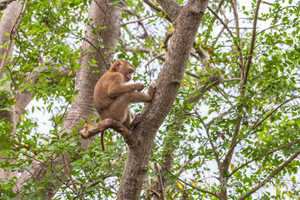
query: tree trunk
[{"left": 117, "top": 1, "right": 208, "bottom": 199}]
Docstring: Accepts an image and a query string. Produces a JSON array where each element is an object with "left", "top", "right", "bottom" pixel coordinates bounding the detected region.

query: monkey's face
[
  {"left": 121, "top": 64, "right": 135, "bottom": 81},
  {"left": 110, "top": 60, "right": 135, "bottom": 81}
]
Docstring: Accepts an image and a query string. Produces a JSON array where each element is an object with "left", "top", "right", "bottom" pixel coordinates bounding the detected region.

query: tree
[{"left": 0, "top": 0, "right": 299, "bottom": 199}]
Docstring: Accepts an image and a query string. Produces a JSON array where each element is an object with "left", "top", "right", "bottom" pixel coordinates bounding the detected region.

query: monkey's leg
[
  {"left": 103, "top": 92, "right": 150, "bottom": 123},
  {"left": 126, "top": 91, "right": 152, "bottom": 103},
  {"left": 80, "top": 118, "right": 114, "bottom": 139}
]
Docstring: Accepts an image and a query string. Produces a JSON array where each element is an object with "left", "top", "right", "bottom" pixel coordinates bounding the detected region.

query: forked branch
[{"left": 80, "top": 118, "right": 136, "bottom": 147}]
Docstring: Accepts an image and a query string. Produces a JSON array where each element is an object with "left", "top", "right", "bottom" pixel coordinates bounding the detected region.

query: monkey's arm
[{"left": 107, "top": 81, "right": 144, "bottom": 97}]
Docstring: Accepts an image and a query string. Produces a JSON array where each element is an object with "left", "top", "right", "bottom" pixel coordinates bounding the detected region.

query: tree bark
[{"left": 117, "top": 1, "right": 208, "bottom": 199}]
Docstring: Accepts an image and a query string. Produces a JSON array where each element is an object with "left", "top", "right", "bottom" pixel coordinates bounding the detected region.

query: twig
[
  {"left": 121, "top": 15, "right": 154, "bottom": 26},
  {"left": 207, "top": 6, "right": 242, "bottom": 62},
  {"left": 230, "top": 0, "right": 244, "bottom": 67},
  {"left": 154, "top": 163, "right": 165, "bottom": 200}
]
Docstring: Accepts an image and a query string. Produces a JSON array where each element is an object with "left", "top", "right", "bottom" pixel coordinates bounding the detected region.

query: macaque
[{"left": 81, "top": 60, "right": 155, "bottom": 149}]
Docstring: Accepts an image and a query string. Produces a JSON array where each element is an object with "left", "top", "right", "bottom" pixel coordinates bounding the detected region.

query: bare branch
[{"left": 80, "top": 118, "right": 136, "bottom": 147}]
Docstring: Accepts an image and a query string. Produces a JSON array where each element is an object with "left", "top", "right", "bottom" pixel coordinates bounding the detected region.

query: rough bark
[
  {"left": 14, "top": 0, "right": 121, "bottom": 197},
  {"left": 117, "top": 1, "right": 208, "bottom": 199}
]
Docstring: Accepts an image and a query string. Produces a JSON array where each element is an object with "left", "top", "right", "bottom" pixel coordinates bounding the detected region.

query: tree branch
[
  {"left": 238, "top": 149, "right": 300, "bottom": 200},
  {"left": 229, "top": 139, "right": 300, "bottom": 177},
  {"left": 244, "top": 0, "right": 262, "bottom": 84},
  {"left": 80, "top": 118, "right": 137, "bottom": 148},
  {"left": 220, "top": 1, "right": 263, "bottom": 190},
  {"left": 230, "top": 0, "right": 244, "bottom": 67}
]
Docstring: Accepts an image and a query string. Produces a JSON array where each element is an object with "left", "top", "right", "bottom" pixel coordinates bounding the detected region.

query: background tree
[{"left": 0, "top": 0, "right": 299, "bottom": 199}]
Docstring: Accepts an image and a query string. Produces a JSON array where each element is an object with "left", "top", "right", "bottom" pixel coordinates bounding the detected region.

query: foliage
[{"left": 0, "top": 0, "right": 299, "bottom": 199}]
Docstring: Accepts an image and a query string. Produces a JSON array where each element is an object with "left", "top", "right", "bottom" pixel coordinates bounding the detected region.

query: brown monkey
[{"left": 81, "top": 60, "right": 154, "bottom": 149}]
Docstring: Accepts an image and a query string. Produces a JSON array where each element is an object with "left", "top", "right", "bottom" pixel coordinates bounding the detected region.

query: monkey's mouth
[{"left": 126, "top": 74, "right": 131, "bottom": 81}]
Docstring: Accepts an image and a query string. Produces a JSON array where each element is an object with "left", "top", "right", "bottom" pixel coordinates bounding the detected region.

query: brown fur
[{"left": 81, "top": 60, "right": 154, "bottom": 149}]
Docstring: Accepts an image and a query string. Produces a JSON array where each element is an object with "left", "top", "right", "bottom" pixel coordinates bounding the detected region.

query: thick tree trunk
[
  {"left": 14, "top": 0, "right": 121, "bottom": 197},
  {"left": 117, "top": 1, "right": 208, "bottom": 199}
]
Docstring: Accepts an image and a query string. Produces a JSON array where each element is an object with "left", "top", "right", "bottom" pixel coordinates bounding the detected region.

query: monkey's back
[{"left": 93, "top": 72, "right": 123, "bottom": 113}]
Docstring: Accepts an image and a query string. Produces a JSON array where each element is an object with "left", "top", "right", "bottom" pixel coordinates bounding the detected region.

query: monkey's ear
[{"left": 110, "top": 60, "right": 122, "bottom": 72}]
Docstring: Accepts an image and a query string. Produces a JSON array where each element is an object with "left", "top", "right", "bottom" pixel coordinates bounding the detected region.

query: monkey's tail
[{"left": 100, "top": 131, "right": 105, "bottom": 151}]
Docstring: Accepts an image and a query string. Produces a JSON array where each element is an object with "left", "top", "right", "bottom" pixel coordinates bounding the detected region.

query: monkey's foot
[
  {"left": 80, "top": 119, "right": 130, "bottom": 141},
  {"left": 80, "top": 123, "right": 96, "bottom": 139},
  {"left": 80, "top": 119, "right": 114, "bottom": 139}
]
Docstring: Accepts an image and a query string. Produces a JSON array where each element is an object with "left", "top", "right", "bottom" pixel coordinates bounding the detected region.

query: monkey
[{"left": 81, "top": 60, "right": 155, "bottom": 150}]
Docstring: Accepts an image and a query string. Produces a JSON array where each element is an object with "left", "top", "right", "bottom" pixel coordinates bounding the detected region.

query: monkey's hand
[{"left": 134, "top": 83, "right": 145, "bottom": 91}]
